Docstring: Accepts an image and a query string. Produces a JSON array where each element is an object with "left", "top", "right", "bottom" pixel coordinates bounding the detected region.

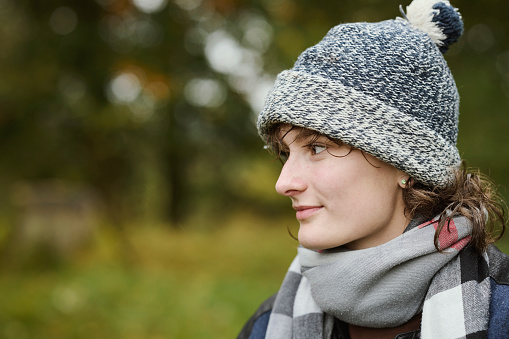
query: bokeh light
[
  {"left": 49, "top": 7, "right": 78, "bottom": 35},
  {"left": 205, "top": 30, "right": 244, "bottom": 74},
  {"left": 131, "top": 0, "right": 168, "bottom": 14},
  {"left": 174, "top": 0, "right": 202, "bottom": 11},
  {"left": 58, "top": 74, "right": 87, "bottom": 103},
  {"left": 240, "top": 13, "right": 273, "bottom": 52},
  {"left": 467, "top": 24, "right": 495, "bottom": 52},
  {"left": 107, "top": 71, "right": 142, "bottom": 104},
  {"left": 184, "top": 78, "right": 226, "bottom": 108}
]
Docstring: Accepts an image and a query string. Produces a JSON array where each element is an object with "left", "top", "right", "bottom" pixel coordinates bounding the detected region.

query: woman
[{"left": 238, "top": 0, "right": 509, "bottom": 338}]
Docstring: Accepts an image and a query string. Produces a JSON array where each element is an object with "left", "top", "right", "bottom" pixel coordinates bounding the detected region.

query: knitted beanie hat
[{"left": 257, "top": 0, "right": 464, "bottom": 187}]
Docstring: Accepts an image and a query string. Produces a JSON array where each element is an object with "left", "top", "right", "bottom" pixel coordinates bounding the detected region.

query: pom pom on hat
[{"left": 403, "top": 0, "right": 463, "bottom": 53}]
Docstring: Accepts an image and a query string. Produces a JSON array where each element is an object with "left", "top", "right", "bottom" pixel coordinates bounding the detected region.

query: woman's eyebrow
[
  {"left": 295, "top": 134, "right": 328, "bottom": 144},
  {"left": 276, "top": 129, "right": 295, "bottom": 149},
  {"left": 277, "top": 138, "right": 291, "bottom": 152},
  {"left": 279, "top": 128, "right": 293, "bottom": 143},
  {"left": 278, "top": 128, "right": 328, "bottom": 148}
]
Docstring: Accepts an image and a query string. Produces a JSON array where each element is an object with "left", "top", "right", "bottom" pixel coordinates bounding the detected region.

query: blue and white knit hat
[{"left": 257, "top": 0, "right": 464, "bottom": 187}]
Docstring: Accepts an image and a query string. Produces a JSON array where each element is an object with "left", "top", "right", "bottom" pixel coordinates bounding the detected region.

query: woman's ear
[{"left": 398, "top": 171, "right": 411, "bottom": 189}]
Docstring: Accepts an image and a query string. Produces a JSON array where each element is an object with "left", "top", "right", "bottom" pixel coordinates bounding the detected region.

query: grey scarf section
[
  {"left": 299, "top": 218, "right": 469, "bottom": 327},
  {"left": 265, "top": 216, "right": 491, "bottom": 338}
]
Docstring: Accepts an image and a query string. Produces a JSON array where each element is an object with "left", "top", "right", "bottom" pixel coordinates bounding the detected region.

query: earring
[{"left": 401, "top": 179, "right": 406, "bottom": 185}]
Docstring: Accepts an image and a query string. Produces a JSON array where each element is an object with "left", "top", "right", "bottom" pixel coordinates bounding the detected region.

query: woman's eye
[
  {"left": 279, "top": 152, "right": 289, "bottom": 164},
  {"left": 312, "top": 145, "right": 327, "bottom": 154}
]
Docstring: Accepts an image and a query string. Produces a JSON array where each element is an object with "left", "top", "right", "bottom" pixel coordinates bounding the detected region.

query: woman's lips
[{"left": 294, "top": 206, "right": 323, "bottom": 220}]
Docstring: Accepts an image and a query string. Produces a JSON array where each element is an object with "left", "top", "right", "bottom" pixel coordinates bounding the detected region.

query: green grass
[
  {"left": 0, "top": 213, "right": 507, "bottom": 339},
  {"left": 0, "top": 213, "right": 298, "bottom": 339}
]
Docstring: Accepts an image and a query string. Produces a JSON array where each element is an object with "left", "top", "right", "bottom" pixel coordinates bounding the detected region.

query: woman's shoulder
[
  {"left": 487, "top": 244, "right": 509, "bottom": 284},
  {"left": 487, "top": 245, "right": 509, "bottom": 338},
  {"left": 237, "top": 293, "right": 277, "bottom": 339}
]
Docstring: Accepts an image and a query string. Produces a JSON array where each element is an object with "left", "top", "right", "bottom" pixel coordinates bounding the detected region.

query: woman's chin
[{"left": 298, "top": 234, "right": 341, "bottom": 251}]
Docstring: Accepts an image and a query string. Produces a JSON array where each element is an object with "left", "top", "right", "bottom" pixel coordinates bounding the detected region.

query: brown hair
[
  {"left": 402, "top": 167, "right": 506, "bottom": 253},
  {"left": 266, "top": 124, "right": 507, "bottom": 252}
]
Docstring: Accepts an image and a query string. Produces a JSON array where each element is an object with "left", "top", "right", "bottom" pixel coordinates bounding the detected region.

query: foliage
[{"left": 1, "top": 0, "right": 508, "bottom": 227}]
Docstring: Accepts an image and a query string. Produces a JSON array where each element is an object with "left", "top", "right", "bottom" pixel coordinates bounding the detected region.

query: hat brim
[{"left": 257, "top": 70, "right": 461, "bottom": 187}]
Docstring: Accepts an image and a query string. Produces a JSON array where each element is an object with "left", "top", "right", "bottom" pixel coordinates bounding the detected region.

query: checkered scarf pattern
[{"left": 265, "top": 217, "right": 491, "bottom": 339}]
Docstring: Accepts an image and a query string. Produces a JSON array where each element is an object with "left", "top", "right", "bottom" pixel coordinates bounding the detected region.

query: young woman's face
[{"left": 275, "top": 125, "right": 410, "bottom": 250}]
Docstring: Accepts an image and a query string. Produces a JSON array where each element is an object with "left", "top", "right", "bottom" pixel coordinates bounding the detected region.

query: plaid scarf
[{"left": 265, "top": 216, "right": 491, "bottom": 339}]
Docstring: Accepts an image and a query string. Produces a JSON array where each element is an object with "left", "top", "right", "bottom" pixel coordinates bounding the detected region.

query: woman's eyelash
[
  {"left": 275, "top": 142, "right": 330, "bottom": 164},
  {"left": 278, "top": 151, "right": 289, "bottom": 164},
  {"left": 306, "top": 143, "right": 328, "bottom": 154}
]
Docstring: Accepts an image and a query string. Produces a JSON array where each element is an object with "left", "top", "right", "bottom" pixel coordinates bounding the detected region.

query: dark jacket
[{"left": 238, "top": 245, "right": 509, "bottom": 339}]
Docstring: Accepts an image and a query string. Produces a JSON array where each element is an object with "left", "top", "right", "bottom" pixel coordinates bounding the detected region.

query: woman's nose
[{"left": 275, "top": 156, "right": 307, "bottom": 196}]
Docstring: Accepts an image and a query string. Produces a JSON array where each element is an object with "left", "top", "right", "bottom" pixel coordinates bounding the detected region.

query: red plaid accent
[{"left": 418, "top": 219, "right": 471, "bottom": 251}]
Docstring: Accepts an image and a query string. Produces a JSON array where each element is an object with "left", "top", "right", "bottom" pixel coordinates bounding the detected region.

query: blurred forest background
[{"left": 0, "top": 0, "right": 508, "bottom": 338}]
